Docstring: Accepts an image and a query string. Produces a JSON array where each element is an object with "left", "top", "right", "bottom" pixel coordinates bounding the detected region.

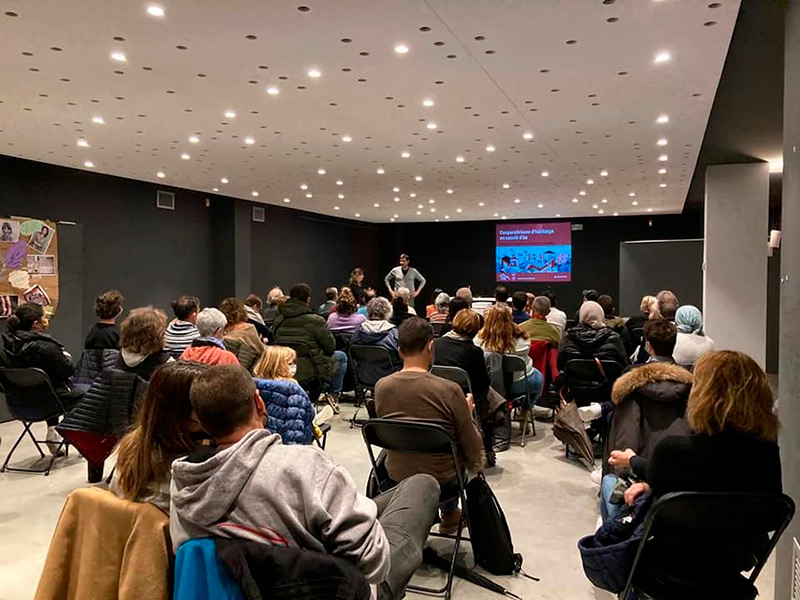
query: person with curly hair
[
  {"left": 219, "top": 297, "right": 266, "bottom": 372},
  {"left": 326, "top": 287, "right": 366, "bottom": 334},
  {"left": 116, "top": 307, "right": 173, "bottom": 380},
  {"left": 84, "top": 290, "right": 125, "bottom": 349}
]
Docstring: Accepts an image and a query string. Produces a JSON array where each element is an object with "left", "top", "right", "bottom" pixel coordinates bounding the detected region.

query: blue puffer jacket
[{"left": 254, "top": 378, "right": 314, "bottom": 445}]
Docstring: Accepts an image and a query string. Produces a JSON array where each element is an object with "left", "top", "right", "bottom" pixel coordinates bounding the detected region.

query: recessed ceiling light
[
  {"left": 213, "top": 187, "right": 219, "bottom": 192},
  {"left": 418, "top": 204, "right": 424, "bottom": 209},
  {"left": 394, "top": 197, "right": 400, "bottom": 202},
  {"left": 592, "top": 204, "right": 598, "bottom": 209},
  {"left": 266, "top": 86, "right": 280, "bottom": 95},
  {"left": 523, "top": 132, "right": 534, "bottom": 140},
  {"left": 456, "top": 156, "right": 465, "bottom": 163},
  {"left": 647, "top": 207, "right": 653, "bottom": 212},
  {"left": 579, "top": 190, "right": 586, "bottom": 196},
  {"left": 502, "top": 183, "right": 510, "bottom": 189},
  {"left": 444, "top": 215, "right": 450, "bottom": 220},
  {"left": 394, "top": 44, "right": 409, "bottom": 54},
  {"left": 537, "top": 203, "right": 544, "bottom": 208},
  {"left": 486, "top": 145, "right": 496, "bottom": 152},
  {"left": 629, "top": 192, "right": 636, "bottom": 197},
  {"left": 598, "top": 209, "right": 605, "bottom": 214},
  {"left": 84, "top": 160, "right": 94, "bottom": 168},
  {"left": 457, "top": 208, "right": 462, "bottom": 213},
  {"left": 77, "top": 139, "right": 89, "bottom": 147},
  {"left": 479, "top": 202, "right": 485, "bottom": 206},
  {"left": 92, "top": 116, "right": 105, "bottom": 124},
  {"left": 415, "top": 175, "right": 423, "bottom": 182},
  {"left": 317, "top": 168, "right": 326, "bottom": 175},
  {"left": 410, "top": 192, "right": 417, "bottom": 198},
  {"left": 654, "top": 51, "right": 672, "bottom": 63},
  {"left": 306, "top": 193, "right": 313, "bottom": 198},
  {"left": 541, "top": 170, "right": 549, "bottom": 177},
  {"left": 600, "top": 169, "right": 609, "bottom": 177},
  {"left": 156, "top": 171, "right": 165, "bottom": 178},
  {"left": 374, "top": 203, "right": 380, "bottom": 208},
  {"left": 393, "top": 214, "right": 399, "bottom": 218},
  {"left": 338, "top": 193, "right": 345, "bottom": 199},
  {"left": 284, "top": 198, "right": 292, "bottom": 203},
  {"left": 251, "top": 191, "right": 259, "bottom": 197},
  {"left": 221, "top": 177, "right": 229, "bottom": 184},
  {"left": 110, "top": 51, "right": 127, "bottom": 62},
  {"left": 430, "top": 207, "right": 436, "bottom": 212},
  {"left": 659, "top": 154, "right": 668, "bottom": 161},
  {"left": 355, "top": 213, "right": 361, "bottom": 217},
  {"left": 632, "top": 200, "right": 639, "bottom": 206},
  {"left": 342, "top": 135, "right": 352, "bottom": 143},
  {"left": 658, "top": 168, "right": 667, "bottom": 174},
  {"left": 656, "top": 114, "right": 669, "bottom": 124},
  {"left": 377, "top": 168, "right": 385, "bottom": 174},
  {"left": 393, "top": 187, "right": 400, "bottom": 192},
  {"left": 416, "top": 211, "right": 422, "bottom": 215},
  {"left": 307, "top": 68, "right": 322, "bottom": 78},
  {"left": 556, "top": 214, "right": 561, "bottom": 217},
  {"left": 587, "top": 179, "right": 594, "bottom": 185},
  {"left": 657, "top": 138, "right": 668, "bottom": 146},
  {"left": 189, "top": 135, "right": 200, "bottom": 144},
  {"left": 601, "top": 198, "right": 608, "bottom": 203},
  {"left": 146, "top": 4, "right": 165, "bottom": 17},
  {"left": 401, "top": 151, "right": 411, "bottom": 158},
  {"left": 660, "top": 183, "right": 667, "bottom": 188},
  {"left": 493, "top": 213, "right": 499, "bottom": 217},
  {"left": 613, "top": 212, "right": 619, "bottom": 216},
  {"left": 245, "top": 137, "right": 255, "bottom": 145},
  {"left": 426, "top": 122, "right": 438, "bottom": 130},
  {"left": 447, "top": 188, "right": 454, "bottom": 194},
  {"left": 572, "top": 198, "right": 578, "bottom": 203},
  {"left": 514, "top": 198, "right": 521, "bottom": 203},
  {"left": 181, "top": 153, "right": 190, "bottom": 160},
  {"left": 422, "top": 99, "right": 435, "bottom": 107},
  {"left": 224, "top": 110, "right": 236, "bottom": 119},
  {"left": 334, "top": 205, "right": 339, "bottom": 210},
  {"left": 336, "top": 180, "right": 344, "bottom": 185},
  {"left": 300, "top": 183, "right": 308, "bottom": 190}
]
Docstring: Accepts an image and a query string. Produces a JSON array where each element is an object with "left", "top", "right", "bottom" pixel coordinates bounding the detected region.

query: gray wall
[{"left": 618, "top": 240, "right": 704, "bottom": 318}]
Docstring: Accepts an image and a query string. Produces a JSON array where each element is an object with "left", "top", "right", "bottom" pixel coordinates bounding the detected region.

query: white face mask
[{"left": 289, "top": 363, "right": 298, "bottom": 377}]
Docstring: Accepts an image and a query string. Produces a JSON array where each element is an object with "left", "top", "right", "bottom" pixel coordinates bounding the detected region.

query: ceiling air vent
[
  {"left": 156, "top": 190, "right": 175, "bottom": 210},
  {"left": 792, "top": 537, "right": 800, "bottom": 600},
  {"left": 252, "top": 206, "right": 265, "bottom": 223}
]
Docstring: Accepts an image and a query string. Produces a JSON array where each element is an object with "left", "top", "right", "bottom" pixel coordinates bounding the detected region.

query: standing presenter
[{"left": 384, "top": 253, "right": 426, "bottom": 307}]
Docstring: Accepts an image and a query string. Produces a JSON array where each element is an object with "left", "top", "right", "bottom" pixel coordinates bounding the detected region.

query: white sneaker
[
  {"left": 314, "top": 405, "right": 334, "bottom": 426},
  {"left": 46, "top": 426, "right": 64, "bottom": 456},
  {"left": 532, "top": 405, "right": 554, "bottom": 420},
  {"left": 578, "top": 403, "right": 603, "bottom": 423},
  {"left": 590, "top": 467, "right": 602, "bottom": 486}
]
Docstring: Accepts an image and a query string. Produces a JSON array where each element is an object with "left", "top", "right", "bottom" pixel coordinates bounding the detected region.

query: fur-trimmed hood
[{"left": 612, "top": 361, "right": 692, "bottom": 405}]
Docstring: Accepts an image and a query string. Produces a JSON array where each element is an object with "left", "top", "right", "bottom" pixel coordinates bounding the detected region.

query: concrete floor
[{"left": 0, "top": 407, "right": 776, "bottom": 600}]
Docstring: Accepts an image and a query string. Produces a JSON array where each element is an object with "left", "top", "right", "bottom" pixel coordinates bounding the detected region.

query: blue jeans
[
  {"left": 329, "top": 350, "right": 348, "bottom": 394},
  {"left": 507, "top": 368, "right": 544, "bottom": 409},
  {"left": 600, "top": 474, "right": 623, "bottom": 526}
]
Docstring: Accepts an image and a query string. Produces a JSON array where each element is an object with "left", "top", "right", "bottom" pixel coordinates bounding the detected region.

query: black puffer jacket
[
  {"left": 0, "top": 331, "right": 75, "bottom": 396},
  {"left": 557, "top": 324, "right": 630, "bottom": 371},
  {"left": 74, "top": 348, "right": 120, "bottom": 385}
]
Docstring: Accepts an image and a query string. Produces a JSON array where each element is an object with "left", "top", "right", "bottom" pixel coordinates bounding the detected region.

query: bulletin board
[{"left": 0, "top": 216, "right": 59, "bottom": 318}]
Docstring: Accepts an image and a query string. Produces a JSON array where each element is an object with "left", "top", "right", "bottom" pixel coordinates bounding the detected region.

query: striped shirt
[{"left": 164, "top": 320, "right": 200, "bottom": 357}]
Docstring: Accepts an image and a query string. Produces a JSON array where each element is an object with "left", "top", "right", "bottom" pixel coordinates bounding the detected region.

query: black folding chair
[
  {"left": 430, "top": 322, "right": 447, "bottom": 338},
  {"left": 0, "top": 368, "right": 70, "bottom": 475},
  {"left": 430, "top": 365, "right": 473, "bottom": 396},
  {"left": 622, "top": 492, "right": 795, "bottom": 600},
  {"left": 362, "top": 419, "right": 468, "bottom": 600},
  {"left": 501, "top": 354, "right": 536, "bottom": 445},
  {"left": 563, "top": 359, "right": 623, "bottom": 408},
  {"left": 349, "top": 345, "right": 395, "bottom": 427}
]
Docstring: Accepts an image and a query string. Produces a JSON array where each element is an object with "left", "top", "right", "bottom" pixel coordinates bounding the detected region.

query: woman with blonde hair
[
  {"left": 253, "top": 345, "right": 318, "bottom": 445},
  {"left": 116, "top": 306, "right": 173, "bottom": 380},
  {"left": 111, "top": 361, "right": 207, "bottom": 511}
]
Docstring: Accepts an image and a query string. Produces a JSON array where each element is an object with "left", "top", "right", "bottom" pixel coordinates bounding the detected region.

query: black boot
[{"left": 87, "top": 461, "right": 104, "bottom": 484}]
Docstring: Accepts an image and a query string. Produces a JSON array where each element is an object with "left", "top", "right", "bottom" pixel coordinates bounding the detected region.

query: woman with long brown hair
[{"left": 112, "top": 361, "right": 207, "bottom": 511}]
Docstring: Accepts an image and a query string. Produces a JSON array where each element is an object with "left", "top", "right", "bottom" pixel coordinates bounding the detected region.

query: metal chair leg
[
  {"left": 24, "top": 423, "right": 46, "bottom": 459},
  {"left": 1, "top": 426, "right": 28, "bottom": 472}
]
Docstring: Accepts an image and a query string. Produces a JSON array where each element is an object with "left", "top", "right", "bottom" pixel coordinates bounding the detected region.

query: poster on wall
[{"left": 0, "top": 216, "right": 59, "bottom": 318}]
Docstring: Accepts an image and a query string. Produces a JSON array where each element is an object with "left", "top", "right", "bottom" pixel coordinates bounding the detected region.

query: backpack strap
[{"left": 593, "top": 357, "right": 608, "bottom": 382}]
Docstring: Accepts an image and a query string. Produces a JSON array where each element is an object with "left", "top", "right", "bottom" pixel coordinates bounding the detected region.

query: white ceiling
[{"left": 0, "top": 0, "right": 740, "bottom": 223}]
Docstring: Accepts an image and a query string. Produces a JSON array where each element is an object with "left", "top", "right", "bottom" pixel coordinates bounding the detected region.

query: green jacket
[
  {"left": 273, "top": 298, "right": 337, "bottom": 382},
  {"left": 519, "top": 317, "right": 561, "bottom": 346}
]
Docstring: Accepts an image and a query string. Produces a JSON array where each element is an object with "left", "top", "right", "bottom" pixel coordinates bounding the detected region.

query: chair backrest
[
  {"left": 625, "top": 492, "right": 795, "bottom": 594},
  {"left": 564, "top": 359, "right": 623, "bottom": 389},
  {"left": 282, "top": 341, "right": 322, "bottom": 380},
  {"left": 500, "top": 354, "right": 528, "bottom": 399},
  {"left": 0, "top": 367, "right": 65, "bottom": 422},
  {"left": 430, "top": 322, "right": 446, "bottom": 337},
  {"left": 349, "top": 344, "right": 395, "bottom": 389},
  {"left": 430, "top": 365, "right": 473, "bottom": 395}
]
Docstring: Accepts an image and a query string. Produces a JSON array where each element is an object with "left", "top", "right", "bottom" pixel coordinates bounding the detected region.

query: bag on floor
[{"left": 465, "top": 472, "right": 523, "bottom": 575}]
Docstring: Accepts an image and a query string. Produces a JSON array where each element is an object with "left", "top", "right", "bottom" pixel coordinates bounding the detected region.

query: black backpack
[{"left": 465, "top": 472, "right": 523, "bottom": 575}]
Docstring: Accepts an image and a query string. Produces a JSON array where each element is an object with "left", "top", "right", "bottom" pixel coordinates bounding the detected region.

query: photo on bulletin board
[{"left": 0, "top": 216, "right": 59, "bottom": 317}]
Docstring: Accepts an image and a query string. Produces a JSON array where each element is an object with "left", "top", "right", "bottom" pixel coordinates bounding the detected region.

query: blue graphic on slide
[{"left": 496, "top": 245, "right": 572, "bottom": 281}]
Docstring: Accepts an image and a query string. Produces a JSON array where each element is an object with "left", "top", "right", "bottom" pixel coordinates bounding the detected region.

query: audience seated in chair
[
  {"left": 318, "top": 286, "right": 339, "bottom": 316},
  {"left": 273, "top": 283, "right": 348, "bottom": 400},
  {"left": 455, "top": 286, "right": 473, "bottom": 307},
  {"left": 170, "top": 364, "right": 440, "bottom": 600},
  {"left": 388, "top": 290, "right": 415, "bottom": 327},
  {"left": 219, "top": 297, "right": 265, "bottom": 373},
  {"left": 253, "top": 344, "right": 321, "bottom": 445},
  {"left": 84, "top": 289, "right": 124, "bottom": 350},
  {"left": 110, "top": 361, "right": 207, "bottom": 511},
  {"left": 477, "top": 305, "right": 549, "bottom": 419},
  {"left": 179, "top": 308, "right": 239, "bottom": 366},
  {"left": 656, "top": 289, "right": 679, "bottom": 322},
  {"left": 262, "top": 286, "right": 284, "bottom": 327},
  {"left": 356, "top": 287, "right": 376, "bottom": 317},
  {"left": 558, "top": 301, "right": 630, "bottom": 373},
  {"left": 607, "top": 350, "right": 782, "bottom": 584},
  {"left": 244, "top": 293, "right": 270, "bottom": 339},
  {"left": 510, "top": 291, "right": 530, "bottom": 324},
  {"left": 673, "top": 305, "right": 715, "bottom": 367},
  {"left": 429, "top": 292, "right": 450, "bottom": 323},
  {"left": 494, "top": 284, "right": 510, "bottom": 308},
  {"left": 327, "top": 287, "right": 367, "bottom": 335},
  {"left": 541, "top": 290, "right": 567, "bottom": 337},
  {"left": 350, "top": 296, "right": 402, "bottom": 370},
  {"left": 623, "top": 294, "right": 659, "bottom": 357},
  {"left": 116, "top": 307, "right": 173, "bottom": 380},
  {"left": 424, "top": 287, "right": 443, "bottom": 319},
  {"left": 520, "top": 295, "right": 561, "bottom": 346},
  {"left": 1, "top": 303, "right": 83, "bottom": 453},
  {"left": 375, "top": 317, "right": 484, "bottom": 535},
  {"left": 434, "top": 309, "right": 505, "bottom": 466},
  {"left": 164, "top": 295, "right": 200, "bottom": 358}
]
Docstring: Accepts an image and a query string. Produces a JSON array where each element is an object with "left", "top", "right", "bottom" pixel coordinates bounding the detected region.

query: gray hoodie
[{"left": 170, "top": 429, "right": 390, "bottom": 583}]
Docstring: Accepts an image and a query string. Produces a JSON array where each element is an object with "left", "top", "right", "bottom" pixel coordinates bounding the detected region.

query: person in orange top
[{"left": 180, "top": 308, "right": 240, "bottom": 366}]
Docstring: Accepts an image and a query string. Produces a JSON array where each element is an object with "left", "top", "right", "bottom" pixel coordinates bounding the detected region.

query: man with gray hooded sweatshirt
[{"left": 170, "top": 364, "right": 440, "bottom": 598}]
